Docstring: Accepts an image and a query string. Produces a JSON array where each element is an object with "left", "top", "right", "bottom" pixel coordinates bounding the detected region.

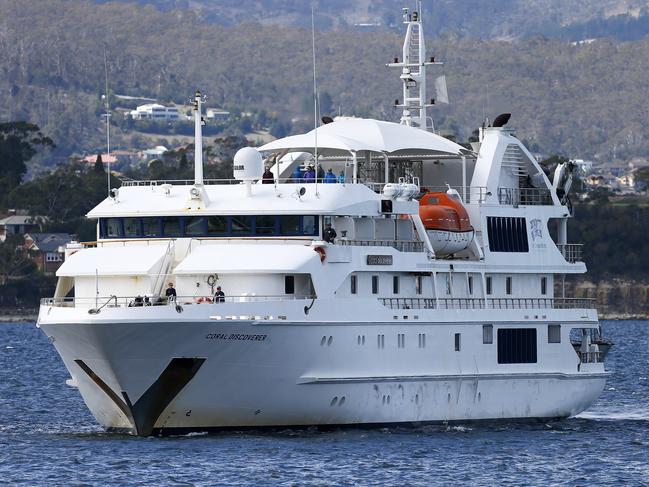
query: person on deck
[
  {"left": 292, "top": 165, "right": 302, "bottom": 183},
  {"left": 214, "top": 286, "right": 225, "bottom": 303},
  {"left": 324, "top": 168, "right": 337, "bottom": 183},
  {"left": 317, "top": 165, "right": 325, "bottom": 182},
  {"left": 338, "top": 171, "right": 345, "bottom": 184},
  {"left": 323, "top": 223, "right": 337, "bottom": 243},
  {"left": 165, "top": 283, "right": 177, "bottom": 302},
  {"left": 262, "top": 166, "right": 274, "bottom": 184},
  {"left": 303, "top": 166, "right": 316, "bottom": 183}
]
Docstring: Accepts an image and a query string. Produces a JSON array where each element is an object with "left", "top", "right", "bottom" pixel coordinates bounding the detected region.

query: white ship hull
[{"left": 39, "top": 302, "right": 607, "bottom": 435}]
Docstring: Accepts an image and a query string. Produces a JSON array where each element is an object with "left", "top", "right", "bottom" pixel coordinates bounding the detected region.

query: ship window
[
  {"left": 497, "top": 328, "right": 537, "bottom": 364},
  {"left": 162, "top": 216, "right": 181, "bottom": 237},
  {"left": 284, "top": 275, "right": 295, "bottom": 294},
  {"left": 184, "top": 217, "right": 205, "bottom": 236},
  {"left": 279, "top": 215, "right": 300, "bottom": 235},
  {"left": 372, "top": 275, "right": 379, "bottom": 294},
  {"left": 105, "top": 218, "right": 122, "bottom": 238},
  {"left": 303, "top": 216, "right": 317, "bottom": 235},
  {"left": 506, "top": 276, "right": 512, "bottom": 295},
  {"left": 207, "top": 216, "right": 228, "bottom": 235},
  {"left": 548, "top": 324, "right": 561, "bottom": 343},
  {"left": 141, "top": 217, "right": 161, "bottom": 237},
  {"left": 393, "top": 276, "right": 400, "bottom": 294},
  {"left": 350, "top": 274, "right": 357, "bottom": 294},
  {"left": 487, "top": 217, "right": 529, "bottom": 252},
  {"left": 483, "top": 324, "right": 493, "bottom": 344},
  {"left": 256, "top": 215, "right": 276, "bottom": 235},
  {"left": 231, "top": 216, "right": 253, "bottom": 235},
  {"left": 123, "top": 218, "right": 140, "bottom": 237},
  {"left": 454, "top": 333, "right": 461, "bottom": 351},
  {"left": 486, "top": 276, "right": 493, "bottom": 295},
  {"left": 445, "top": 274, "right": 451, "bottom": 295},
  {"left": 468, "top": 275, "right": 474, "bottom": 295},
  {"left": 416, "top": 275, "right": 423, "bottom": 295},
  {"left": 541, "top": 276, "right": 547, "bottom": 295}
]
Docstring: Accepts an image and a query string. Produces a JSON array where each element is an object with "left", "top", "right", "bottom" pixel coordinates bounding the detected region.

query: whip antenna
[{"left": 311, "top": 4, "right": 319, "bottom": 195}]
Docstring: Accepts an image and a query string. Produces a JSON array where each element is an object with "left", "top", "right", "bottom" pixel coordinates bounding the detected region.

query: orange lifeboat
[{"left": 419, "top": 189, "right": 474, "bottom": 256}]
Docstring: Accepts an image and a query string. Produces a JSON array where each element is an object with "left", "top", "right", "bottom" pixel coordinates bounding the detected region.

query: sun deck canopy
[
  {"left": 259, "top": 118, "right": 466, "bottom": 157},
  {"left": 56, "top": 245, "right": 169, "bottom": 277}
]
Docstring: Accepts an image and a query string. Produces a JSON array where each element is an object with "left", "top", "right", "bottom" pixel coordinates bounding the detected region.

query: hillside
[
  {"left": 96, "top": 0, "right": 649, "bottom": 40},
  {"left": 1, "top": 0, "right": 649, "bottom": 163}
]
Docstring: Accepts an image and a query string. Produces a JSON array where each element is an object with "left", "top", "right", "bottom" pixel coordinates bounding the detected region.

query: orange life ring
[{"left": 314, "top": 246, "right": 326, "bottom": 263}]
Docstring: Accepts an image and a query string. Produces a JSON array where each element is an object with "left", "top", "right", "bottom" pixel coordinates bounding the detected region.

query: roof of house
[
  {"left": 0, "top": 215, "right": 44, "bottom": 226},
  {"left": 25, "top": 233, "right": 73, "bottom": 253}
]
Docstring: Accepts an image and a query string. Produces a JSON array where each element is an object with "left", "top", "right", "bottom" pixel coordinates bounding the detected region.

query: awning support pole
[
  {"left": 352, "top": 151, "right": 358, "bottom": 184},
  {"left": 384, "top": 154, "right": 389, "bottom": 183},
  {"left": 461, "top": 155, "right": 467, "bottom": 202}
]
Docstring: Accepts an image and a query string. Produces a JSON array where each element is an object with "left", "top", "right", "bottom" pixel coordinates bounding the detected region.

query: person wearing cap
[
  {"left": 214, "top": 286, "right": 225, "bottom": 303},
  {"left": 165, "top": 282, "right": 177, "bottom": 303}
]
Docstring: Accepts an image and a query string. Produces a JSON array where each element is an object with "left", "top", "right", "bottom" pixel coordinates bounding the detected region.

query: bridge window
[
  {"left": 303, "top": 216, "right": 317, "bottom": 235},
  {"left": 142, "top": 217, "right": 161, "bottom": 237},
  {"left": 123, "top": 218, "right": 140, "bottom": 237},
  {"left": 162, "top": 217, "right": 181, "bottom": 237},
  {"left": 207, "top": 216, "right": 228, "bottom": 235},
  {"left": 279, "top": 215, "right": 300, "bottom": 235},
  {"left": 185, "top": 217, "right": 206, "bottom": 236},
  {"left": 104, "top": 218, "right": 122, "bottom": 238},
  {"left": 497, "top": 328, "right": 537, "bottom": 364},
  {"left": 231, "top": 215, "right": 253, "bottom": 235}
]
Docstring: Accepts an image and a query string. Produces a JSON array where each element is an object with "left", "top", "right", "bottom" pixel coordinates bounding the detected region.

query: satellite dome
[{"left": 233, "top": 147, "right": 263, "bottom": 181}]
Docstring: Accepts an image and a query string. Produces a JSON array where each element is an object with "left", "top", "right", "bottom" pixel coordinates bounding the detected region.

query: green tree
[{"left": 0, "top": 235, "right": 36, "bottom": 285}]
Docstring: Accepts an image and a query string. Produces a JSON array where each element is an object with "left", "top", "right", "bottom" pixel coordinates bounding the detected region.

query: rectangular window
[
  {"left": 541, "top": 277, "right": 547, "bottom": 295},
  {"left": 372, "top": 275, "right": 379, "bottom": 294},
  {"left": 123, "top": 218, "right": 141, "bottom": 238},
  {"left": 486, "top": 276, "right": 492, "bottom": 295},
  {"left": 141, "top": 217, "right": 161, "bottom": 237},
  {"left": 506, "top": 276, "right": 512, "bottom": 295},
  {"left": 445, "top": 274, "right": 451, "bottom": 295},
  {"left": 255, "top": 215, "right": 276, "bottom": 235},
  {"left": 393, "top": 275, "right": 399, "bottom": 294},
  {"left": 486, "top": 216, "right": 529, "bottom": 252},
  {"left": 162, "top": 217, "right": 181, "bottom": 237},
  {"left": 184, "top": 217, "right": 205, "bottom": 236},
  {"left": 302, "top": 216, "right": 317, "bottom": 235},
  {"left": 497, "top": 328, "right": 537, "bottom": 364},
  {"left": 284, "top": 275, "right": 295, "bottom": 294},
  {"left": 207, "top": 216, "right": 228, "bottom": 235},
  {"left": 468, "top": 276, "right": 474, "bottom": 295},
  {"left": 483, "top": 324, "right": 493, "bottom": 344},
  {"left": 416, "top": 275, "right": 423, "bottom": 295},
  {"left": 454, "top": 333, "right": 461, "bottom": 351},
  {"left": 548, "top": 324, "right": 561, "bottom": 343},
  {"left": 231, "top": 216, "right": 253, "bottom": 235},
  {"left": 350, "top": 274, "right": 357, "bottom": 295},
  {"left": 279, "top": 215, "right": 300, "bottom": 235},
  {"left": 105, "top": 218, "right": 122, "bottom": 238}
]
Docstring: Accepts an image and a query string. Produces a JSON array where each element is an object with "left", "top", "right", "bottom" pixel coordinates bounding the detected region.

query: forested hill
[
  {"left": 1, "top": 0, "right": 649, "bottom": 162},
  {"left": 96, "top": 0, "right": 649, "bottom": 41}
]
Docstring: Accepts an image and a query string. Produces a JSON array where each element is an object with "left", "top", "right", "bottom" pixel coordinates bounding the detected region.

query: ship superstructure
[{"left": 37, "top": 7, "right": 609, "bottom": 436}]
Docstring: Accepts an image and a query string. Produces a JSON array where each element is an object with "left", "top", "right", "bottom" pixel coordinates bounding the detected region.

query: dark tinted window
[
  {"left": 487, "top": 217, "right": 529, "bottom": 252},
  {"left": 185, "top": 217, "right": 205, "bottom": 236},
  {"left": 142, "top": 218, "right": 160, "bottom": 237},
  {"left": 279, "top": 215, "right": 300, "bottom": 235},
  {"left": 105, "top": 218, "right": 122, "bottom": 238},
  {"left": 256, "top": 215, "right": 276, "bottom": 235},
  {"left": 207, "top": 216, "right": 228, "bottom": 235},
  {"left": 231, "top": 216, "right": 253, "bottom": 235},
  {"left": 497, "top": 328, "right": 537, "bottom": 364},
  {"left": 123, "top": 218, "right": 140, "bottom": 237},
  {"left": 303, "top": 216, "right": 317, "bottom": 235},
  {"left": 162, "top": 217, "right": 181, "bottom": 237},
  {"left": 284, "top": 275, "right": 295, "bottom": 294},
  {"left": 350, "top": 275, "right": 357, "bottom": 294},
  {"left": 372, "top": 275, "right": 379, "bottom": 294}
]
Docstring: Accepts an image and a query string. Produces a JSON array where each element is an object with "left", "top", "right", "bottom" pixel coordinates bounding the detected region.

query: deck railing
[
  {"left": 379, "top": 297, "right": 595, "bottom": 310},
  {"left": 498, "top": 187, "right": 553, "bottom": 206},
  {"left": 41, "top": 294, "right": 315, "bottom": 309},
  {"left": 557, "top": 243, "right": 583, "bottom": 263},
  {"left": 338, "top": 239, "right": 424, "bottom": 252}
]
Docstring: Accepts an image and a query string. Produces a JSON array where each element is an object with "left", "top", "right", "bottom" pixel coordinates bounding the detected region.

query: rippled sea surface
[{"left": 1, "top": 321, "right": 648, "bottom": 486}]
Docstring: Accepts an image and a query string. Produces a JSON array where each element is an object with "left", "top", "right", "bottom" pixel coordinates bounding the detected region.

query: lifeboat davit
[{"left": 419, "top": 189, "right": 474, "bottom": 256}]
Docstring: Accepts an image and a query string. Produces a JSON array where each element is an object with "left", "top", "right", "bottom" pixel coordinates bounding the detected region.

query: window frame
[{"left": 371, "top": 275, "right": 379, "bottom": 295}]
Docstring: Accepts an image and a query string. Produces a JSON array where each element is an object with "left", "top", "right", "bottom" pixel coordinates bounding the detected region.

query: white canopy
[
  {"left": 174, "top": 244, "right": 320, "bottom": 274},
  {"left": 259, "top": 118, "right": 465, "bottom": 156},
  {"left": 57, "top": 245, "right": 169, "bottom": 277}
]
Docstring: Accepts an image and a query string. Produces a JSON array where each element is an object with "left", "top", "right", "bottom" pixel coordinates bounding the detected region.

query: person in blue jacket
[
  {"left": 338, "top": 171, "right": 345, "bottom": 184},
  {"left": 291, "top": 165, "right": 302, "bottom": 183},
  {"left": 324, "top": 168, "right": 337, "bottom": 183},
  {"left": 303, "top": 165, "right": 316, "bottom": 183}
]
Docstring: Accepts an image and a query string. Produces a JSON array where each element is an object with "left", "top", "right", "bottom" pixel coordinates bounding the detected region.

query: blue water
[{"left": 0, "top": 321, "right": 648, "bottom": 486}]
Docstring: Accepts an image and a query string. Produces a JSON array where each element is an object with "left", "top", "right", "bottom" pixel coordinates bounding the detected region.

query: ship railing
[
  {"left": 41, "top": 294, "right": 316, "bottom": 309},
  {"left": 556, "top": 243, "right": 583, "bottom": 263},
  {"left": 574, "top": 350, "right": 605, "bottom": 364},
  {"left": 379, "top": 297, "right": 596, "bottom": 310},
  {"left": 361, "top": 182, "right": 488, "bottom": 204},
  {"left": 498, "top": 187, "right": 553, "bottom": 206},
  {"left": 338, "top": 239, "right": 424, "bottom": 252}
]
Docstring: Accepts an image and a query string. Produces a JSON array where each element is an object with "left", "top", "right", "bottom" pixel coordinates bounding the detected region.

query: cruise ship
[{"left": 37, "top": 4, "right": 610, "bottom": 436}]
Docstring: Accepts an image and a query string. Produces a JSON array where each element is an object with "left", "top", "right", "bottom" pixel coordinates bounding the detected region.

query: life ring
[{"left": 314, "top": 246, "right": 326, "bottom": 263}]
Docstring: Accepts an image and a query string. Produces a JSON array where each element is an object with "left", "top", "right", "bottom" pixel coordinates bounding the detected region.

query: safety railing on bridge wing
[
  {"left": 337, "top": 239, "right": 424, "bottom": 253},
  {"left": 556, "top": 243, "right": 583, "bottom": 263},
  {"left": 379, "top": 297, "right": 595, "bottom": 310},
  {"left": 498, "top": 187, "right": 553, "bottom": 206}
]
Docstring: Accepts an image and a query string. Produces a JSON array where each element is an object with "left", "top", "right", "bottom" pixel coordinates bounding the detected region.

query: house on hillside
[
  {"left": 129, "top": 103, "right": 180, "bottom": 122},
  {"left": 0, "top": 213, "right": 45, "bottom": 242},
  {"left": 22, "top": 233, "right": 73, "bottom": 275},
  {"left": 206, "top": 108, "right": 231, "bottom": 121}
]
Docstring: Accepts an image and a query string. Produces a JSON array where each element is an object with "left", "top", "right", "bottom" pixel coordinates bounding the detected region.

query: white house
[
  {"left": 206, "top": 109, "right": 231, "bottom": 121},
  {"left": 130, "top": 104, "right": 180, "bottom": 122}
]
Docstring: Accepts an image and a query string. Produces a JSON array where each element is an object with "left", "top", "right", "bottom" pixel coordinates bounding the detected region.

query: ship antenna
[
  {"left": 193, "top": 90, "right": 204, "bottom": 186},
  {"left": 311, "top": 4, "right": 320, "bottom": 195},
  {"left": 103, "top": 47, "right": 111, "bottom": 196}
]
